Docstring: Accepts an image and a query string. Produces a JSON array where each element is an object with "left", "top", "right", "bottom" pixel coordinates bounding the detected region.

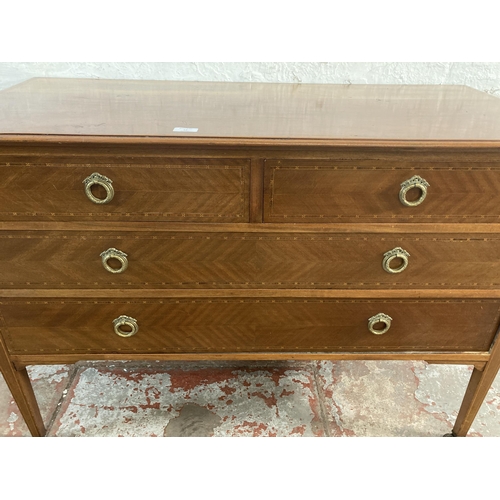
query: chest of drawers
[{"left": 1, "top": 78, "right": 500, "bottom": 436}]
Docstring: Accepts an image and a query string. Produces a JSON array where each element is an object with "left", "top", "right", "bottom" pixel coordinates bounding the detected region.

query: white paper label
[{"left": 173, "top": 127, "right": 199, "bottom": 133}]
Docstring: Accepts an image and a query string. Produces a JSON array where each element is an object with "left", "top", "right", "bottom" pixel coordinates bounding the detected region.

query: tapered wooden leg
[
  {"left": 452, "top": 356, "right": 500, "bottom": 437},
  {"left": 0, "top": 335, "right": 46, "bottom": 436}
]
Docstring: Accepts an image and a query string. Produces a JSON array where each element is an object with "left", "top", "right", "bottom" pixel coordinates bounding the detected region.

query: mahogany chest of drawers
[{"left": 1, "top": 78, "right": 500, "bottom": 436}]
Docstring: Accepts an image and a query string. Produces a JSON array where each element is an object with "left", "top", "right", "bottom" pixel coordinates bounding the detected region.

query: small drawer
[
  {"left": 0, "top": 158, "right": 250, "bottom": 222},
  {"left": 2, "top": 231, "right": 500, "bottom": 289},
  {"left": 1, "top": 298, "right": 498, "bottom": 354},
  {"left": 264, "top": 159, "right": 500, "bottom": 223}
]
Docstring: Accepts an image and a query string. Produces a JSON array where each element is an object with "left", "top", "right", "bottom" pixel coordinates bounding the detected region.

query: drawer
[
  {"left": 0, "top": 159, "right": 250, "bottom": 222},
  {"left": 2, "top": 231, "right": 500, "bottom": 289},
  {"left": 264, "top": 159, "right": 500, "bottom": 223},
  {"left": 0, "top": 298, "right": 498, "bottom": 354}
]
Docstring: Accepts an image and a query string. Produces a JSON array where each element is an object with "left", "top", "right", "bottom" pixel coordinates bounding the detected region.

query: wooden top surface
[{"left": 0, "top": 77, "right": 499, "bottom": 143}]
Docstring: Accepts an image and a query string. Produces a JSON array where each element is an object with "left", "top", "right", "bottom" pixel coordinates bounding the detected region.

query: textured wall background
[{"left": 0, "top": 62, "right": 499, "bottom": 95}]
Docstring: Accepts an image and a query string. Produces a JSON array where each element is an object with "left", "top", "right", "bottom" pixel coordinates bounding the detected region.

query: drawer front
[
  {"left": 2, "top": 231, "right": 500, "bottom": 289},
  {"left": 1, "top": 299, "right": 498, "bottom": 354},
  {"left": 0, "top": 159, "right": 249, "bottom": 222},
  {"left": 264, "top": 160, "right": 500, "bottom": 223}
]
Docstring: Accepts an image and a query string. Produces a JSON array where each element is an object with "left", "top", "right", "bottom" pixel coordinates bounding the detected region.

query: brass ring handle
[
  {"left": 399, "top": 175, "right": 430, "bottom": 207},
  {"left": 382, "top": 247, "right": 410, "bottom": 274},
  {"left": 113, "top": 315, "right": 138, "bottom": 338},
  {"left": 83, "top": 172, "right": 114, "bottom": 204},
  {"left": 368, "top": 313, "right": 392, "bottom": 335},
  {"left": 100, "top": 248, "right": 128, "bottom": 274}
]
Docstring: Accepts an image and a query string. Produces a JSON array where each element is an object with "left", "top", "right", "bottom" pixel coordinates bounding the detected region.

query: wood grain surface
[
  {"left": 1, "top": 79, "right": 500, "bottom": 141},
  {"left": 2, "top": 289, "right": 500, "bottom": 298}
]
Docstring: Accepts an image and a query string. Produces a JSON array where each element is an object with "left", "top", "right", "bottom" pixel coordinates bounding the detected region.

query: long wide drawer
[
  {"left": 264, "top": 159, "right": 500, "bottom": 223},
  {"left": 0, "top": 298, "right": 498, "bottom": 354},
  {"left": 2, "top": 231, "right": 500, "bottom": 289},
  {"left": 0, "top": 159, "right": 250, "bottom": 222}
]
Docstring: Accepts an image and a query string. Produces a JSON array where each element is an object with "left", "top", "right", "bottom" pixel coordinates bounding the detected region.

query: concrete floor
[{"left": 2, "top": 360, "right": 500, "bottom": 436}]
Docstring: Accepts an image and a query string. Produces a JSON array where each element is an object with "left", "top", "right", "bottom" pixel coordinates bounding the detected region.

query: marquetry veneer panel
[
  {"left": 264, "top": 160, "right": 500, "bottom": 223},
  {"left": 2, "top": 231, "right": 500, "bottom": 289},
  {"left": 1, "top": 299, "right": 498, "bottom": 354},
  {"left": 0, "top": 159, "right": 250, "bottom": 222}
]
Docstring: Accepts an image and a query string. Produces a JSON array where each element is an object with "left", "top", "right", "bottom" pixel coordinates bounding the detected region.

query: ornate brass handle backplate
[
  {"left": 368, "top": 313, "right": 392, "bottom": 335},
  {"left": 83, "top": 172, "right": 114, "bottom": 204},
  {"left": 399, "top": 175, "right": 429, "bottom": 207},
  {"left": 113, "top": 315, "right": 138, "bottom": 338},
  {"left": 382, "top": 247, "right": 410, "bottom": 274},
  {"left": 100, "top": 248, "right": 128, "bottom": 274}
]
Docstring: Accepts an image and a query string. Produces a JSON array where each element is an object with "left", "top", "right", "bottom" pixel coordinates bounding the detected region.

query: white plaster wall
[{"left": 0, "top": 62, "right": 499, "bottom": 96}]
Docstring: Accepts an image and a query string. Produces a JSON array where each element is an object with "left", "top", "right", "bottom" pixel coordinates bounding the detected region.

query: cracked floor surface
[{"left": 2, "top": 360, "right": 500, "bottom": 436}]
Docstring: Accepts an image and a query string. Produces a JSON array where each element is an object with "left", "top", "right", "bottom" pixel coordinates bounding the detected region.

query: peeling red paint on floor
[
  {"left": 3, "top": 360, "right": 500, "bottom": 436},
  {"left": 315, "top": 360, "right": 500, "bottom": 437},
  {"left": 230, "top": 420, "right": 282, "bottom": 437},
  {"left": 44, "top": 362, "right": 323, "bottom": 437},
  {"left": 168, "top": 371, "right": 231, "bottom": 392},
  {"left": 291, "top": 425, "right": 307, "bottom": 436},
  {"left": 251, "top": 391, "right": 277, "bottom": 409}
]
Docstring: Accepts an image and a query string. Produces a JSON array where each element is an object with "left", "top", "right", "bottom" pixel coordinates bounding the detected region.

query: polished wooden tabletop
[{"left": 0, "top": 77, "right": 499, "bottom": 142}]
